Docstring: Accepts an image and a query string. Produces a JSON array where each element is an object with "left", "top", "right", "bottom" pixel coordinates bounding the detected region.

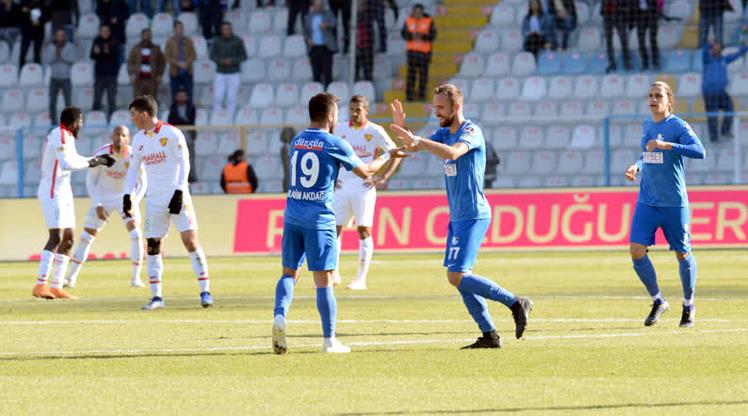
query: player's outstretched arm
[
  {"left": 390, "top": 124, "right": 468, "bottom": 161},
  {"left": 352, "top": 148, "right": 409, "bottom": 180}
]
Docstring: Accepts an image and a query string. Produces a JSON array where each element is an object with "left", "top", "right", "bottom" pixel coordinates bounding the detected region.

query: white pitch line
[{"left": 1, "top": 327, "right": 748, "bottom": 358}]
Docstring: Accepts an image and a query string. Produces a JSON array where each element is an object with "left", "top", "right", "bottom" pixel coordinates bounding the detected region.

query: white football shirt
[
  {"left": 87, "top": 144, "right": 147, "bottom": 206},
  {"left": 39, "top": 125, "right": 92, "bottom": 199},
  {"left": 335, "top": 121, "right": 395, "bottom": 191}
]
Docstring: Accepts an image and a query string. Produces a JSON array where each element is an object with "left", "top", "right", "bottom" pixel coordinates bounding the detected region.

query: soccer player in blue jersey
[
  {"left": 625, "top": 81, "right": 706, "bottom": 328},
  {"left": 389, "top": 85, "right": 533, "bottom": 349},
  {"left": 272, "top": 93, "right": 407, "bottom": 354}
]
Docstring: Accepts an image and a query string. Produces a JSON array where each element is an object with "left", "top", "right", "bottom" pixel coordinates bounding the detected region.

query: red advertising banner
[{"left": 233, "top": 187, "right": 748, "bottom": 253}]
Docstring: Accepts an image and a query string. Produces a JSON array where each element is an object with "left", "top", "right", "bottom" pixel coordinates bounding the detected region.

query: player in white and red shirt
[
  {"left": 33, "top": 107, "right": 115, "bottom": 300},
  {"left": 123, "top": 95, "right": 213, "bottom": 310},
  {"left": 332, "top": 95, "right": 402, "bottom": 290},
  {"left": 64, "top": 125, "right": 148, "bottom": 289}
]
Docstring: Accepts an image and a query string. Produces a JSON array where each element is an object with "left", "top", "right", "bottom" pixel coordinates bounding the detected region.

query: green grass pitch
[{"left": 1, "top": 250, "right": 747, "bottom": 415}]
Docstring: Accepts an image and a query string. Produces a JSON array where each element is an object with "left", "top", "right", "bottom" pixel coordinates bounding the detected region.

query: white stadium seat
[
  {"left": 474, "top": 30, "right": 500, "bottom": 54},
  {"left": 234, "top": 106, "right": 260, "bottom": 125},
  {"left": 1, "top": 89, "right": 24, "bottom": 113},
  {"left": 678, "top": 72, "right": 702, "bottom": 98},
  {"left": 530, "top": 150, "right": 557, "bottom": 175},
  {"left": 491, "top": 126, "right": 518, "bottom": 150},
  {"left": 292, "top": 58, "right": 313, "bottom": 81},
  {"left": 191, "top": 35, "right": 208, "bottom": 59},
  {"left": 573, "top": 75, "right": 598, "bottom": 99},
  {"left": 327, "top": 81, "right": 350, "bottom": 101},
  {"left": 560, "top": 100, "right": 584, "bottom": 118},
  {"left": 300, "top": 82, "right": 324, "bottom": 103},
  {"left": 260, "top": 107, "right": 284, "bottom": 125},
  {"left": 249, "top": 83, "right": 275, "bottom": 108},
  {"left": 8, "top": 111, "right": 31, "bottom": 129},
  {"left": 193, "top": 60, "right": 216, "bottom": 84},
  {"left": 241, "top": 35, "right": 258, "bottom": 58},
  {"left": 600, "top": 74, "right": 625, "bottom": 99},
  {"left": 257, "top": 35, "right": 282, "bottom": 58},
  {"left": 729, "top": 72, "right": 748, "bottom": 96},
  {"left": 518, "top": 126, "right": 545, "bottom": 149},
  {"left": 520, "top": 76, "right": 546, "bottom": 100},
  {"left": 586, "top": 100, "right": 609, "bottom": 118},
  {"left": 469, "top": 78, "right": 495, "bottom": 102},
  {"left": 458, "top": 53, "right": 485, "bottom": 78},
  {"left": 273, "top": 8, "right": 290, "bottom": 32},
  {"left": 276, "top": 82, "right": 300, "bottom": 107},
  {"left": 557, "top": 150, "right": 583, "bottom": 174},
  {"left": 285, "top": 105, "right": 308, "bottom": 126},
  {"left": 495, "top": 78, "right": 520, "bottom": 101},
  {"left": 71, "top": 61, "right": 94, "bottom": 87},
  {"left": 501, "top": 29, "right": 523, "bottom": 54},
  {"left": 511, "top": 52, "right": 536, "bottom": 77},
  {"left": 625, "top": 73, "right": 650, "bottom": 99},
  {"left": 241, "top": 59, "right": 266, "bottom": 83},
  {"left": 481, "top": 101, "right": 505, "bottom": 125},
  {"left": 76, "top": 14, "right": 100, "bottom": 39},
  {"left": 126, "top": 13, "right": 150, "bottom": 39},
  {"left": 545, "top": 126, "right": 571, "bottom": 149},
  {"left": 266, "top": 58, "right": 291, "bottom": 81},
  {"left": 178, "top": 12, "right": 198, "bottom": 35},
  {"left": 151, "top": 13, "right": 174, "bottom": 37},
  {"left": 109, "top": 110, "right": 132, "bottom": 129},
  {"left": 19, "top": 63, "right": 43, "bottom": 87},
  {"left": 571, "top": 125, "right": 597, "bottom": 148},
  {"left": 533, "top": 101, "right": 557, "bottom": 119},
  {"left": 283, "top": 35, "right": 307, "bottom": 59},
  {"left": 547, "top": 76, "right": 572, "bottom": 99},
  {"left": 352, "top": 81, "right": 376, "bottom": 103},
  {"left": 507, "top": 101, "right": 532, "bottom": 121},
  {"left": 25, "top": 88, "right": 47, "bottom": 113},
  {"left": 0, "top": 64, "right": 17, "bottom": 87},
  {"left": 249, "top": 10, "right": 272, "bottom": 34},
  {"left": 210, "top": 109, "right": 234, "bottom": 125},
  {"left": 485, "top": 52, "right": 510, "bottom": 77},
  {"left": 490, "top": 3, "right": 515, "bottom": 26}
]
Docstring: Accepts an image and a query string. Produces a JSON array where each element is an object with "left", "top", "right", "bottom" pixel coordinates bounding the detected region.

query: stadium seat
[
  {"left": 117, "top": 64, "right": 130, "bottom": 86},
  {"left": 327, "top": 81, "right": 350, "bottom": 101},
  {"left": 0, "top": 63, "right": 17, "bottom": 87},
  {"left": 32, "top": 112, "right": 51, "bottom": 128},
  {"left": 1, "top": 89, "right": 24, "bottom": 113},
  {"left": 245, "top": 131, "right": 268, "bottom": 156},
  {"left": 545, "top": 126, "right": 571, "bottom": 149},
  {"left": 225, "top": 9, "right": 245, "bottom": 30},
  {"left": 0, "top": 161, "right": 18, "bottom": 185},
  {"left": 194, "top": 108, "right": 208, "bottom": 126},
  {"left": 726, "top": 47, "right": 746, "bottom": 74},
  {"left": 729, "top": 72, "right": 748, "bottom": 96},
  {"left": 665, "top": 49, "right": 691, "bottom": 73},
  {"left": 678, "top": 72, "right": 702, "bottom": 98},
  {"left": 190, "top": 35, "right": 208, "bottom": 59},
  {"left": 198, "top": 84, "right": 214, "bottom": 108},
  {"left": 570, "top": 125, "right": 597, "bottom": 148},
  {"left": 576, "top": 27, "right": 602, "bottom": 52},
  {"left": 292, "top": 58, "right": 313, "bottom": 81},
  {"left": 599, "top": 74, "right": 625, "bottom": 99},
  {"left": 536, "top": 51, "right": 562, "bottom": 75},
  {"left": 25, "top": 88, "right": 46, "bottom": 113},
  {"left": 501, "top": 29, "right": 523, "bottom": 54},
  {"left": 300, "top": 81, "right": 324, "bottom": 103},
  {"left": 8, "top": 111, "right": 31, "bottom": 129},
  {"left": 283, "top": 35, "right": 307, "bottom": 59},
  {"left": 260, "top": 107, "right": 283, "bottom": 125},
  {"left": 352, "top": 81, "right": 376, "bottom": 103},
  {"left": 491, "top": 125, "right": 517, "bottom": 150},
  {"left": 249, "top": 10, "right": 272, "bottom": 34},
  {"left": 273, "top": 7, "right": 289, "bottom": 32},
  {"left": 458, "top": 53, "right": 485, "bottom": 78},
  {"left": 448, "top": 78, "right": 469, "bottom": 94},
  {"left": 586, "top": 100, "right": 609, "bottom": 118},
  {"left": 109, "top": 110, "right": 131, "bottom": 129},
  {"left": 518, "top": 126, "right": 544, "bottom": 149},
  {"left": 126, "top": 13, "right": 150, "bottom": 39},
  {"left": 210, "top": 109, "right": 234, "bottom": 125},
  {"left": 469, "top": 78, "right": 495, "bottom": 102},
  {"left": 562, "top": 51, "right": 587, "bottom": 75},
  {"left": 285, "top": 105, "right": 308, "bottom": 126},
  {"left": 573, "top": 75, "right": 598, "bottom": 99},
  {"left": 587, "top": 52, "right": 609, "bottom": 74},
  {"left": 234, "top": 106, "right": 260, "bottom": 125},
  {"left": 612, "top": 149, "right": 636, "bottom": 174},
  {"left": 530, "top": 150, "right": 557, "bottom": 175},
  {"left": 625, "top": 73, "right": 650, "bottom": 98},
  {"left": 484, "top": 52, "right": 510, "bottom": 77},
  {"left": 85, "top": 111, "right": 108, "bottom": 130},
  {"left": 495, "top": 77, "right": 520, "bottom": 101},
  {"left": 511, "top": 52, "right": 536, "bottom": 77},
  {"left": 71, "top": 61, "right": 94, "bottom": 87},
  {"left": 520, "top": 76, "right": 546, "bottom": 101},
  {"left": 582, "top": 149, "right": 604, "bottom": 174},
  {"left": 151, "top": 13, "right": 173, "bottom": 37},
  {"left": 249, "top": 83, "right": 275, "bottom": 109},
  {"left": 276, "top": 82, "right": 300, "bottom": 107},
  {"left": 0, "top": 136, "right": 14, "bottom": 158},
  {"left": 257, "top": 35, "right": 282, "bottom": 58},
  {"left": 267, "top": 58, "right": 291, "bottom": 81},
  {"left": 504, "top": 151, "right": 531, "bottom": 175},
  {"left": 178, "top": 12, "right": 198, "bottom": 35},
  {"left": 474, "top": 30, "right": 500, "bottom": 54},
  {"left": 19, "top": 63, "right": 43, "bottom": 87},
  {"left": 557, "top": 149, "right": 583, "bottom": 174},
  {"left": 548, "top": 76, "right": 572, "bottom": 99},
  {"left": 0, "top": 42, "right": 9, "bottom": 64},
  {"left": 241, "top": 59, "right": 266, "bottom": 83},
  {"left": 193, "top": 60, "right": 216, "bottom": 84},
  {"left": 507, "top": 101, "right": 532, "bottom": 122},
  {"left": 217, "top": 134, "right": 240, "bottom": 156},
  {"left": 462, "top": 102, "right": 480, "bottom": 119},
  {"left": 76, "top": 14, "right": 100, "bottom": 39},
  {"left": 480, "top": 101, "right": 505, "bottom": 125},
  {"left": 691, "top": 50, "right": 704, "bottom": 72},
  {"left": 489, "top": 3, "right": 515, "bottom": 26},
  {"left": 560, "top": 100, "right": 584, "bottom": 118},
  {"left": 612, "top": 99, "right": 637, "bottom": 116},
  {"left": 241, "top": 35, "right": 257, "bottom": 58},
  {"left": 658, "top": 24, "right": 683, "bottom": 49},
  {"left": 198, "top": 155, "right": 223, "bottom": 179}
]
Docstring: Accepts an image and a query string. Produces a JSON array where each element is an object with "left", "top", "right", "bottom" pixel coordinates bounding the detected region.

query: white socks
[
  {"left": 189, "top": 247, "right": 210, "bottom": 292},
  {"left": 37, "top": 250, "right": 54, "bottom": 286},
  {"left": 50, "top": 254, "right": 70, "bottom": 289},
  {"left": 130, "top": 228, "right": 143, "bottom": 282},
  {"left": 683, "top": 297, "right": 694, "bottom": 307},
  {"left": 356, "top": 237, "right": 373, "bottom": 283},
  {"left": 147, "top": 254, "right": 163, "bottom": 298},
  {"left": 66, "top": 231, "right": 96, "bottom": 284},
  {"left": 651, "top": 292, "right": 664, "bottom": 303}
]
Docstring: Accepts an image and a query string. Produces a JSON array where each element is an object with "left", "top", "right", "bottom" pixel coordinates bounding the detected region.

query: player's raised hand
[
  {"left": 625, "top": 165, "right": 638, "bottom": 181},
  {"left": 388, "top": 146, "right": 411, "bottom": 158},
  {"left": 389, "top": 124, "right": 418, "bottom": 148},
  {"left": 390, "top": 99, "right": 407, "bottom": 127},
  {"left": 122, "top": 194, "right": 133, "bottom": 218}
]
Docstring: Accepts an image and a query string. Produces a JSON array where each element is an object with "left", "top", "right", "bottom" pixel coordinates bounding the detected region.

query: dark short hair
[
  {"left": 60, "top": 107, "right": 83, "bottom": 127},
  {"left": 413, "top": 3, "right": 425, "bottom": 11},
  {"left": 129, "top": 95, "right": 158, "bottom": 116},
  {"left": 99, "top": 23, "right": 110, "bottom": 30},
  {"left": 308, "top": 93, "right": 339, "bottom": 123},
  {"left": 141, "top": 28, "right": 151, "bottom": 35},
  {"left": 349, "top": 94, "right": 369, "bottom": 109},
  {"left": 173, "top": 20, "right": 183, "bottom": 28},
  {"left": 221, "top": 21, "right": 232, "bottom": 28}
]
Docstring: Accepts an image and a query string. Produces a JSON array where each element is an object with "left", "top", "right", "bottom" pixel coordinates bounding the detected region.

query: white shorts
[
  {"left": 83, "top": 200, "right": 141, "bottom": 231},
  {"left": 37, "top": 187, "right": 75, "bottom": 230},
  {"left": 334, "top": 188, "right": 376, "bottom": 227},
  {"left": 143, "top": 195, "right": 198, "bottom": 239}
]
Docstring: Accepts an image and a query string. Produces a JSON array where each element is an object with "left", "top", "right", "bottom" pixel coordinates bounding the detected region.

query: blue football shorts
[
  {"left": 443, "top": 218, "right": 491, "bottom": 273},
  {"left": 630, "top": 203, "right": 691, "bottom": 253},
  {"left": 281, "top": 221, "right": 338, "bottom": 272}
]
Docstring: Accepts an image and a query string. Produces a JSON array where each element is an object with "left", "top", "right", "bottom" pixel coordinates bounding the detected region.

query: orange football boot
[
  {"left": 32, "top": 284, "right": 55, "bottom": 299},
  {"left": 49, "top": 288, "right": 78, "bottom": 300}
]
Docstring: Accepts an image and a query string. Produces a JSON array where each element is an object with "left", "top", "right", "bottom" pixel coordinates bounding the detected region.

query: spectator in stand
[
  {"left": 602, "top": 0, "right": 633, "bottom": 73},
  {"left": 96, "top": 0, "right": 130, "bottom": 47},
  {"left": 702, "top": 40, "right": 748, "bottom": 142},
  {"left": 402, "top": 3, "right": 435, "bottom": 102},
  {"left": 165, "top": 20, "right": 196, "bottom": 102},
  {"left": 180, "top": 0, "right": 195, "bottom": 12},
  {"left": 197, "top": 0, "right": 226, "bottom": 41},
  {"left": 91, "top": 24, "right": 121, "bottom": 118},
  {"left": 287, "top": 0, "right": 310, "bottom": 36},
  {"left": 329, "top": 0, "right": 351, "bottom": 52},
  {"left": 521, "top": 0, "right": 556, "bottom": 58},
  {"left": 0, "top": 0, "right": 21, "bottom": 50},
  {"left": 544, "top": 0, "right": 576, "bottom": 51},
  {"left": 280, "top": 126, "right": 295, "bottom": 193},
  {"left": 19, "top": 0, "right": 47, "bottom": 67},
  {"left": 699, "top": 0, "right": 729, "bottom": 47},
  {"left": 385, "top": 0, "right": 398, "bottom": 22},
  {"left": 127, "top": 28, "right": 165, "bottom": 100},
  {"left": 210, "top": 21, "right": 246, "bottom": 117},
  {"left": 43, "top": 29, "right": 77, "bottom": 123},
  {"left": 636, "top": 0, "right": 660, "bottom": 70},
  {"left": 305, "top": 0, "right": 337, "bottom": 87},
  {"left": 128, "top": 0, "right": 152, "bottom": 18},
  {"left": 355, "top": 0, "right": 375, "bottom": 81},
  {"left": 484, "top": 141, "right": 500, "bottom": 189},
  {"left": 368, "top": 0, "right": 387, "bottom": 53},
  {"left": 47, "top": 0, "right": 79, "bottom": 41},
  {"left": 157, "top": 0, "right": 180, "bottom": 14},
  {"left": 168, "top": 88, "right": 198, "bottom": 182},
  {"left": 256, "top": 0, "right": 276, "bottom": 8},
  {"left": 221, "top": 149, "right": 259, "bottom": 194}
]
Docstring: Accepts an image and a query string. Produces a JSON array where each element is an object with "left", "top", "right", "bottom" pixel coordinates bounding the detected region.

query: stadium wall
[{"left": 2, "top": 187, "right": 747, "bottom": 262}]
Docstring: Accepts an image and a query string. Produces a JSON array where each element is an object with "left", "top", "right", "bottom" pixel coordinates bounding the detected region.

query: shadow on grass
[{"left": 334, "top": 399, "right": 748, "bottom": 415}]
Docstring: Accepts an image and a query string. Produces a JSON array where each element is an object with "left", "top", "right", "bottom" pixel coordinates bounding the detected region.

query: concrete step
[{"left": 398, "top": 63, "right": 459, "bottom": 78}]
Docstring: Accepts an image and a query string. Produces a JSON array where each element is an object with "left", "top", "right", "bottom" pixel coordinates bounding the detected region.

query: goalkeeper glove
[
  {"left": 168, "top": 190, "right": 183, "bottom": 214},
  {"left": 122, "top": 194, "right": 132, "bottom": 218},
  {"left": 88, "top": 154, "right": 116, "bottom": 168}
]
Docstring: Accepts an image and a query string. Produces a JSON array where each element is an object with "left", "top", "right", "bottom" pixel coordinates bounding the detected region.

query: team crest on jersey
[
  {"left": 159, "top": 137, "right": 168, "bottom": 147},
  {"left": 124, "top": 162, "right": 129, "bottom": 169},
  {"left": 364, "top": 134, "right": 373, "bottom": 142},
  {"left": 147, "top": 131, "right": 154, "bottom": 137},
  {"left": 451, "top": 236, "right": 459, "bottom": 246},
  {"left": 138, "top": 145, "right": 144, "bottom": 151}
]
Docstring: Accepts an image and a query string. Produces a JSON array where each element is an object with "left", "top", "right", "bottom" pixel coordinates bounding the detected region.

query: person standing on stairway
[{"left": 402, "top": 3, "right": 436, "bottom": 102}]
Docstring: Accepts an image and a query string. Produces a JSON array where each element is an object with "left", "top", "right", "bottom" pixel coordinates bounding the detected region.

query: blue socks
[
  {"left": 459, "top": 290, "right": 495, "bottom": 332},
  {"left": 458, "top": 274, "right": 517, "bottom": 308},
  {"left": 273, "top": 275, "right": 296, "bottom": 317},
  {"left": 678, "top": 255, "right": 697, "bottom": 303},
  {"left": 632, "top": 255, "right": 660, "bottom": 298},
  {"left": 316, "top": 287, "right": 337, "bottom": 338}
]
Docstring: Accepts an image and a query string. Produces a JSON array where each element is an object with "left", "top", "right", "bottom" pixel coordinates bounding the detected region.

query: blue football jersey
[
  {"left": 636, "top": 115, "right": 706, "bottom": 207},
  {"left": 429, "top": 120, "right": 492, "bottom": 222},
  {"left": 284, "top": 129, "right": 363, "bottom": 229}
]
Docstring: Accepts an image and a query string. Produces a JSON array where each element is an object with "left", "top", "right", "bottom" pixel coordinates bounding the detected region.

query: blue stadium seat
[
  {"left": 562, "top": 51, "right": 587, "bottom": 75},
  {"left": 587, "top": 52, "right": 609, "bottom": 74},
  {"left": 692, "top": 49, "right": 704, "bottom": 72},
  {"left": 536, "top": 51, "right": 562, "bottom": 76},
  {"left": 665, "top": 49, "right": 692, "bottom": 73}
]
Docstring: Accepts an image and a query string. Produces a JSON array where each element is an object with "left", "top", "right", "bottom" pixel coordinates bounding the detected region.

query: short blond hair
[
  {"left": 434, "top": 84, "right": 464, "bottom": 106},
  {"left": 651, "top": 81, "right": 675, "bottom": 113}
]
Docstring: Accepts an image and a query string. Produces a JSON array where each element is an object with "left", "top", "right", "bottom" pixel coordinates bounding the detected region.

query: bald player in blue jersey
[
  {"left": 390, "top": 85, "right": 533, "bottom": 349},
  {"left": 272, "top": 93, "right": 407, "bottom": 354},
  {"left": 625, "top": 81, "right": 706, "bottom": 328}
]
